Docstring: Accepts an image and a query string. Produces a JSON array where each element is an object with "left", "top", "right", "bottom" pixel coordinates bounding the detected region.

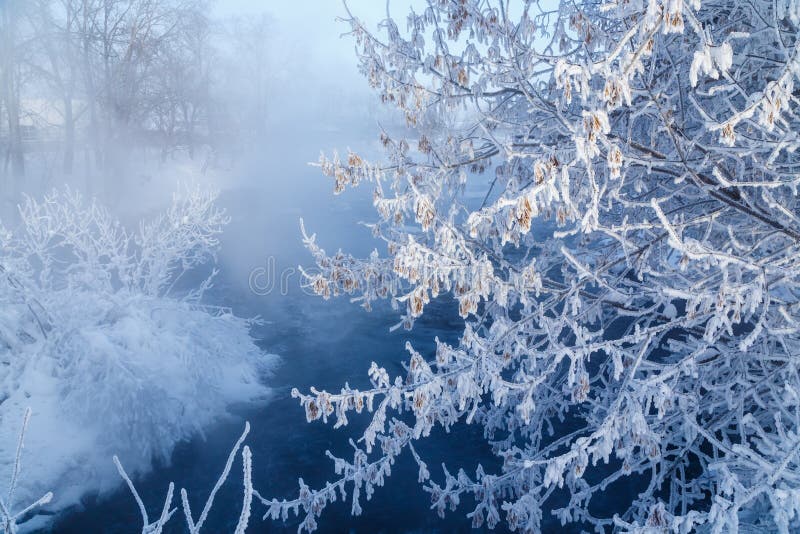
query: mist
[
  {"left": 0, "top": 0, "right": 410, "bottom": 298},
  {"left": 0, "top": 0, "right": 404, "bottom": 213},
  {"left": 0, "top": 0, "right": 426, "bottom": 289},
  {"left": 0, "top": 1, "right": 457, "bottom": 531}
]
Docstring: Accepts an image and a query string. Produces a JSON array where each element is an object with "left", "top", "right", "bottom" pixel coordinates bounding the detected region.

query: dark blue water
[
  {"left": 43, "top": 126, "right": 511, "bottom": 533},
  {"left": 44, "top": 123, "right": 640, "bottom": 532},
  {"left": 50, "top": 278, "right": 493, "bottom": 533}
]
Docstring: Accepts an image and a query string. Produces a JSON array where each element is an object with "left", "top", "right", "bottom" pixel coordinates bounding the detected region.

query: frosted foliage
[
  {"left": 262, "top": 0, "right": 800, "bottom": 532},
  {"left": 0, "top": 188, "right": 270, "bottom": 519}
]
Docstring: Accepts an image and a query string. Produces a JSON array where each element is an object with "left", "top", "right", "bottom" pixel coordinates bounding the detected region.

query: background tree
[
  {"left": 0, "top": 1, "right": 27, "bottom": 182},
  {"left": 28, "top": 0, "right": 84, "bottom": 177},
  {"left": 150, "top": 3, "right": 213, "bottom": 161},
  {"left": 0, "top": 0, "right": 272, "bottom": 209}
]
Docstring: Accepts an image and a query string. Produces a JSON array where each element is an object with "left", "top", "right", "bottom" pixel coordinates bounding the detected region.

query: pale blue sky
[
  {"left": 213, "top": 1, "right": 419, "bottom": 79},
  {"left": 211, "top": 1, "right": 422, "bottom": 128}
]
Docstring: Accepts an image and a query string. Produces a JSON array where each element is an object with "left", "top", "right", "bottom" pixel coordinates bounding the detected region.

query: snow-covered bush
[
  {"left": 0, "top": 187, "right": 271, "bottom": 524},
  {"left": 260, "top": 0, "right": 800, "bottom": 532}
]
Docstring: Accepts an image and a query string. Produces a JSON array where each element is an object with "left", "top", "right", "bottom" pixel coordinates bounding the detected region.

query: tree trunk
[
  {"left": 63, "top": 95, "right": 75, "bottom": 175},
  {"left": 1, "top": 3, "right": 24, "bottom": 182}
]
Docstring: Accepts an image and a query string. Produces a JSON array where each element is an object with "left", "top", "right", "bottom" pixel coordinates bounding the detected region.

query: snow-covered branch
[{"left": 262, "top": 0, "right": 800, "bottom": 531}]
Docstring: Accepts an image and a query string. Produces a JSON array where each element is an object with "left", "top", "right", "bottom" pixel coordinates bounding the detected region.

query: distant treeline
[{"left": 0, "top": 0, "right": 273, "bottom": 199}]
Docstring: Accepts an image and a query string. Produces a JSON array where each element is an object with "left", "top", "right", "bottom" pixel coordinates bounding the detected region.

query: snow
[{"left": 0, "top": 188, "right": 275, "bottom": 530}]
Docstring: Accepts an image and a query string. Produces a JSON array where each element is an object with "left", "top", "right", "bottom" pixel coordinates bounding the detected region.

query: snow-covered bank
[{"left": 0, "top": 188, "right": 275, "bottom": 531}]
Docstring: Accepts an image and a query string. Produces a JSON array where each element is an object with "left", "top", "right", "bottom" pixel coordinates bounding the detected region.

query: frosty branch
[{"left": 264, "top": 0, "right": 800, "bottom": 532}]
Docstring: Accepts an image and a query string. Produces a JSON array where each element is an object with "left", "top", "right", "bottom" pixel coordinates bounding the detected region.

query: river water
[
  {"left": 43, "top": 106, "right": 650, "bottom": 531},
  {"left": 45, "top": 124, "right": 519, "bottom": 533}
]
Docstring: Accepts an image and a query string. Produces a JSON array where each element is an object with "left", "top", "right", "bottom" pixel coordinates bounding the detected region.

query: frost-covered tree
[
  {"left": 259, "top": 0, "right": 800, "bottom": 531},
  {"left": 0, "top": 187, "right": 270, "bottom": 518}
]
